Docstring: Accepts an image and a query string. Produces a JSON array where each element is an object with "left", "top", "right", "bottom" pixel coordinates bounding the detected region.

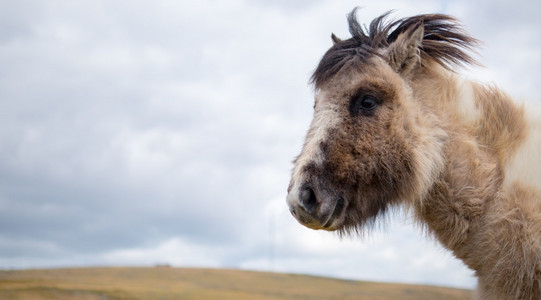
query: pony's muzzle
[{"left": 287, "top": 185, "right": 345, "bottom": 230}]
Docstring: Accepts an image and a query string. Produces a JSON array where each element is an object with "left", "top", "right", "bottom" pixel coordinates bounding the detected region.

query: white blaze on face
[{"left": 288, "top": 91, "right": 342, "bottom": 205}]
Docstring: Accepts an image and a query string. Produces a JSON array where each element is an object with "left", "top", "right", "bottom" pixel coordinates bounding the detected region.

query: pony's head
[{"left": 286, "top": 9, "right": 477, "bottom": 233}]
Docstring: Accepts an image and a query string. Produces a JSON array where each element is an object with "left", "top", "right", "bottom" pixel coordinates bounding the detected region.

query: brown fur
[{"left": 287, "top": 8, "right": 541, "bottom": 299}]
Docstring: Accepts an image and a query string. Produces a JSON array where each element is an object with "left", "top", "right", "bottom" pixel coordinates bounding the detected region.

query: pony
[{"left": 286, "top": 8, "right": 541, "bottom": 299}]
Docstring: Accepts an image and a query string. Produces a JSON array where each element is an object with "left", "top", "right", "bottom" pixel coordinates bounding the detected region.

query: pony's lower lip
[{"left": 323, "top": 198, "right": 345, "bottom": 229}]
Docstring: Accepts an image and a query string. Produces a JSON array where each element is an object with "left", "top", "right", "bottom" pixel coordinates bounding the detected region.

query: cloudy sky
[{"left": 1, "top": 0, "right": 540, "bottom": 290}]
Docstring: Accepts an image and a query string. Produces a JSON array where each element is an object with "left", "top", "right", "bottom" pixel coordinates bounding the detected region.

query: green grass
[{"left": 0, "top": 267, "right": 472, "bottom": 300}]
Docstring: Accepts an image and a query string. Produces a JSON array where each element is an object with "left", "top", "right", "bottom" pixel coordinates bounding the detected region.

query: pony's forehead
[
  {"left": 311, "top": 42, "right": 382, "bottom": 90},
  {"left": 313, "top": 56, "right": 395, "bottom": 94}
]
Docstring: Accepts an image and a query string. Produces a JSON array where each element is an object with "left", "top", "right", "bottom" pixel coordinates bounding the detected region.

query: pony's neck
[
  {"left": 409, "top": 63, "right": 528, "bottom": 267},
  {"left": 412, "top": 63, "right": 526, "bottom": 153},
  {"left": 411, "top": 64, "right": 541, "bottom": 297},
  {"left": 411, "top": 62, "right": 528, "bottom": 169}
]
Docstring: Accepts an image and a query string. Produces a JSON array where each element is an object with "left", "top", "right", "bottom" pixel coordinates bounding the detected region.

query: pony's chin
[
  {"left": 291, "top": 197, "right": 347, "bottom": 231},
  {"left": 319, "top": 198, "right": 347, "bottom": 230}
]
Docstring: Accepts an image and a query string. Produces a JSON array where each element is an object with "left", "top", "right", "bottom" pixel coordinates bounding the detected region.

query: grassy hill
[{"left": 0, "top": 267, "right": 472, "bottom": 300}]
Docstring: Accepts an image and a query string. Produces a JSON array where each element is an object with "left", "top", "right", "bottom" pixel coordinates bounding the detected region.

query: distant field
[{"left": 0, "top": 267, "right": 472, "bottom": 300}]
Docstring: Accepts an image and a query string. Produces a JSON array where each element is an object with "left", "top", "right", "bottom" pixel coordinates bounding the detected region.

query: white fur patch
[
  {"left": 504, "top": 105, "right": 541, "bottom": 192},
  {"left": 455, "top": 78, "right": 481, "bottom": 124},
  {"left": 413, "top": 115, "right": 447, "bottom": 203},
  {"left": 291, "top": 92, "right": 341, "bottom": 184}
]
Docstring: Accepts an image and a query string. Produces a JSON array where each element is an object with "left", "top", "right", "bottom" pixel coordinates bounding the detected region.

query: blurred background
[{"left": 1, "top": 0, "right": 540, "bottom": 290}]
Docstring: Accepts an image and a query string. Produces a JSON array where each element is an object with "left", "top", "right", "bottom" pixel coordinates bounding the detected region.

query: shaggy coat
[{"left": 286, "top": 9, "right": 541, "bottom": 299}]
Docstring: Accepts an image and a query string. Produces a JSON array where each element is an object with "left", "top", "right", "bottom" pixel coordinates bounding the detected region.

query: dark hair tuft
[{"left": 310, "top": 8, "right": 479, "bottom": 89}]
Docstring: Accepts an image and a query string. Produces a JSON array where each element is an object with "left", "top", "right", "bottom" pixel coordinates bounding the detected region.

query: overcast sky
[{"left": 1, "top": 0, "right": 540, "bottom": 290}]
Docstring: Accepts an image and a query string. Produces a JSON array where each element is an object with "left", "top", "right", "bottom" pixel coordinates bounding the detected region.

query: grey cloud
[{"left": 1, "top": 0, "right": 537, "bottom": 289}]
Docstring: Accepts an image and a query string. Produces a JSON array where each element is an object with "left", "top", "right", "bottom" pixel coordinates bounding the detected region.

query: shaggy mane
[{"left": 311, "top": 8, "right": 479, "bottom": 89}]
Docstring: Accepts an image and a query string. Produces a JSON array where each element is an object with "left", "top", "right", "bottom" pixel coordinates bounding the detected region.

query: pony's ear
[
  {"left": 331, "top": 33, "right": 342, "bottom": 45},
  {"left": 387, "top": 24, "right": 424, "bottom": 74}
]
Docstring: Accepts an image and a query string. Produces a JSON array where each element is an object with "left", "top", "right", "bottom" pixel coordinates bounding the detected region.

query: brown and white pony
[{"left": 286, "top": 9, "right": 541, "bottom": 299}]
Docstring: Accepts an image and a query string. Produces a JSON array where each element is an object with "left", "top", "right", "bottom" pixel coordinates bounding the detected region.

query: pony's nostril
[
  {"left": 300, "top": 188, "right": 317, "bottom": 212},
  {"left": 289, "top": 208, "right": 297, "bottom": 217}
]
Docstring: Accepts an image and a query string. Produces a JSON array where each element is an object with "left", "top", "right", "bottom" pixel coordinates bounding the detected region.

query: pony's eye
[
  {"left": 351, "top": 94, "right": 379, "bottom": 114},
  {"left": 359, "top": 95, "right": 377, "bottom": 110}
]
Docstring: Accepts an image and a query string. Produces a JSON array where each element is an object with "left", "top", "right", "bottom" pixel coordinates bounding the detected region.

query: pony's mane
[{"left": 311, "top": 9, "right": 479, "bottom": 89}]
